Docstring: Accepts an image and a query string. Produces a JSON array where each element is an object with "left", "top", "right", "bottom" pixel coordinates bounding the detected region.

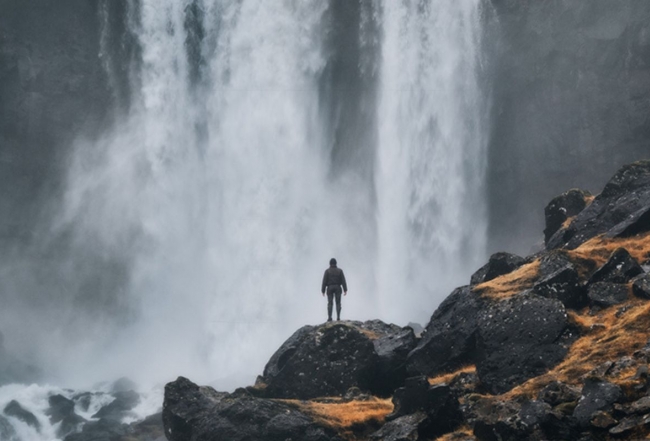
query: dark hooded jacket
[{"left": 321, "top": 265, "right": 348, "bottom": 294}]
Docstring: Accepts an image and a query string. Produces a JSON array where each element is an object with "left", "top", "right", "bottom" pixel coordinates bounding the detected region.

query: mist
[{"left": 0, "top": 0, "right": 490, "bottom": 392}]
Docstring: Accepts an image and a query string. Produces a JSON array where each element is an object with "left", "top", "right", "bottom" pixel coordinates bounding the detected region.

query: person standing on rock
[{"left": 321, "top": 258, "right": 348, "bottom": 322}]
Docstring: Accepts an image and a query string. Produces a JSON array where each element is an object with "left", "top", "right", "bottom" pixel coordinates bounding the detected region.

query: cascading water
[
  {"left": 0, "top": 1, "right": 490, "bottom": 439},
  {"left": 376, "top": 0, "right": 489, "bottom": 324}
]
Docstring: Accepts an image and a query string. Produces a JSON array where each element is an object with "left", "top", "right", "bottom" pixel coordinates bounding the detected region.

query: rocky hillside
[{"left": 163, "top": 160, "right": 650, "bottom": 440}]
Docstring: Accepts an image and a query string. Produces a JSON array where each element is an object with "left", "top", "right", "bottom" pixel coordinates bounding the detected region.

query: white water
[{"left": 2, "top": 1, "right": 489, "bottom": 439}]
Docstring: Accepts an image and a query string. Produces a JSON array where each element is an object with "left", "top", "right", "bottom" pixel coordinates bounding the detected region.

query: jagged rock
[
  {"left": 539, "top": 411, "right": 579, "bottom": 440},
  {"left": 407, "top": 286, "right": 481, "bottom": 376},
  {"left": 369, "top": 412, "right": 428, "bottom": 441},
  {"left": 64, "top": 417, "right": 131, "bottom": 441},
  {"left": 372, "top": 324, "right": 417, "bottom": 396},
  {"left": 518, "top": 400, "right": 552, "bottom": 427},
  {"left": 163, "top": 376, "right": 339, "bottom": 441},
  {"left": 633, "top": 273, "right": 650, "bottom": 299},
  {"left": 588, "top": 248, "right": 643, "bottom": 284},
  {"left": 470, "top": 252, "right": 525, "bottom": 285},
  {"left": 538, "top": 381, "right": 581, "bottom": 406},
  {"left": 92, "top": 390, "right": 140, "bottom": 421},
  {"left": 573, "top": 379, "right": 622, "bottom": 427},
  {"left": 387, "top": 376, "right": 461, "bottom": 436},
  {"left": 261, "top": 321, "right": 407, "bottom": 399},
  {"left": 473, "top": 418, "right": 529, "bottom": 441},
  {"left": 544, "top": 188, "right": 592, "bottom": 244},
  {"left": 386, "top": 376, "right": 431, "bottom": 420},
  {"left": 0, "top": 415, "right": 17, "bottom": 441},
  {"left": 532, "top": 264, "right": 586, "bottom": 309},
  {"left": 4, "top": 400, "right": 40, "bottom": 431},
  {"left": 628, "top": 396, "right": 650, "bottom": 415},
  {"left": 547, "top": 161, "right": 650, "bottom": 250},
  {"left": 587, "top": 282, "right": 629, "bottom": 307},
  {"left": 47, "top": 394, "right": 85, "bottom": 438},
  {"left": 475, "top": 293, "right": 572, "bottom": 394},
  {"left": 609, "top": 414, "right": 650, "bottom": 435},
  {"left": 590, "top": 411, "right": 617, "bottom": 429}
]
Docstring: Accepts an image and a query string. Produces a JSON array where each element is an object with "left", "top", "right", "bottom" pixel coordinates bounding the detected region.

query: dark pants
[{"left": 327, "top": 286, "right": 342, "bottom": 319}]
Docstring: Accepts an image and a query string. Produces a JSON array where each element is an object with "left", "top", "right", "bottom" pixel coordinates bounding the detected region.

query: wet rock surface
[
  {"left": 407, "top": 286, "right": 482, "bottom": 376},
  {"left": 588, "top": 247, "right": 644, "bottom": 285},
  {"left": 544, "top": 188, "right": 592, "bottom": 244},
  {"left": 548, "top": 161, "right": 650, "bottom": 250},
  {"left": 261, "top": 320, "right": 413, "bottom": 399},
  {"left": 163, "top": 376, "right": 341, "bottom": 441},
  {"left": 587, "top": 282, "right": 630, "bottom": 307},
  {"left": 4, "top": 400, "right": 40, "bottom": 430},
  {"left": 470, "top": 252, "right": 525, "bottom": 285}
]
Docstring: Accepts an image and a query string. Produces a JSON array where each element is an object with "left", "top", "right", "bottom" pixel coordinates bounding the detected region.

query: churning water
[{"left": 1, "top": 0, "right": 489, "bottom": 438}]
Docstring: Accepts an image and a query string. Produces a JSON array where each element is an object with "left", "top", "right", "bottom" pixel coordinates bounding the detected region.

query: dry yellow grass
[
  {"left": 428, "top": 366, "right": 476, "bottom": 386},
  {"left": 277, "top": 397, "right": 393, "bottom": 440},
  {"left": 473, "top": 260, "right": 540, "bottom": 299},
  {"left": 500, "top": 299, "right": 650, "bottom": 400},
  {"left": 435, "top": 427, "right": 475, "bottom": 441},
  {"left": 568, "top": 231, "right": 650, "bottom": 268}
]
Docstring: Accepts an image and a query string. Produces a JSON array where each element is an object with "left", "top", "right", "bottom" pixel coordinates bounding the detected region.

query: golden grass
[
  {"left": 567, "top": 231, "right": 650, "bottom": 268},
  {"left": 499, "top": 299, "right": 650, "bottom": 400},
  {"left": 428, "top": 366, "right": 476, "bottom": 386},
  {"left": 473, "top": 260, "right": 540, "bottom": 299},
  {"left": 277, "top": 397, "right": 393, "bottom": 440},
  {"left": 435, "top": 427, "right": 475, "bottom": 441}
]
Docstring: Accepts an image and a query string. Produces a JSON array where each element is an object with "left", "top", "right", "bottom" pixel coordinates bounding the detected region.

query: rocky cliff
[{"left": 161, "top": 161, "right": 650, "bottom": 440}]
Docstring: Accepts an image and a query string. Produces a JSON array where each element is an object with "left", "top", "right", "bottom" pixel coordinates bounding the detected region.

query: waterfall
[
  {"left": 3, "top": 0, "right": 489, "bottom": 395},
  {"left": 376, "top": 0, "right": 488, "bottom": 324}
]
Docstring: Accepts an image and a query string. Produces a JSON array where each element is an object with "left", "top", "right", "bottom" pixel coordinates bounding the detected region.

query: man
[{"left": 321, "top": 258, "right": 348, "bottom": 322}]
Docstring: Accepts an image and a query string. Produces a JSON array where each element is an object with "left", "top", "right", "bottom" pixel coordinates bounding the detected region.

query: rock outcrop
[{"left": 162, "top": 161, "right": 650, "bottom": 441}]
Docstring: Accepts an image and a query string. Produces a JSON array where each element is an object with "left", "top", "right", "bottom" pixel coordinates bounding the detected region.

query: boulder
[
  {"left": 406, "top": 286, "right": 482, "bottom": 376},
  {"left": 262, "top": 321, "right": 393, "bottom": 399},
  {"left": 537, "top": 381, "right": 581, "bottom": 406},
  {"left": 470, "top": 252, "right": 526, "bottom": 285},
  {"left": 475, "top": 293, "right": 573, "bottom": 394},
  {"left": 369, "top": 322, "right": 417, "bottom": 396},
  {"left": 609, "top": 414, "right": 650, "bottom": 436},
  {"left": 544, "top": 188, "right": 592, "bottom": 244},
  {"left": 632, "top": 273, "right": 650, "bottom": 299},
  {"left": 92, "top": 390, "right": 140, "bottom": 421},
  {"left": 4, "top": 400, "right": 40, "bottom": 431},
  {"left": 547, "top": 161, "right": 650, "bottom": 250},
  {"left": 518, "top": 400, "right": 552, "bottom": 428},
  {"left": 587, "top": 282, "right": 629, "bottom": 308},
  {"left": 588, "top": 248, "right": 643, "bottom": 284},
  {"left": 573, "top": 379, "right": 622, "bottom": 427},
  {"left": 369, "top": 412, "right": 428, "bottom": 441},
  {"left": 64, "top": 417, "right": 131, "bottom": 441},
  {"left": 532, "top": 264, "right": 586, "bottom": 309},
  {"left": 47, "top": 394, "right": 85, "bottom": 438},
  {"left": 163, "top": 376, "right": 339, "bottom": 441}
]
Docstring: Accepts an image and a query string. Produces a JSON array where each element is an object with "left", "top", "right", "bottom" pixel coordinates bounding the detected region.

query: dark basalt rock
[
  {"left": 64, "top": 417, "right": 130, "bottom": 441},
  {"left": 470, "top": 252, "right": 526, "bottom": 285},
  {"left": 518, "top": 400, "right": 552, "bottom": 428},
  {"left": 476, "top": 293, "right": 572, "bottom": 394},
  {"left": 261, "top": 321, "right": 408, "bottom": 399},
  {"left": 587, "top": 282, "right": 629, "bottom": 308},
  {"left": 588, "top": 248, "right": 643, "bottom": 285},
  {"left": 532, "top": 264, "right": 586, "bottom": 309},
  {"left": 544, "top": 188, "right": 592, "bottom": 245},
  {"left": 609, "top": 414, "right": 650, "bottom": 435},
  {"left": 538, "top": 381, "right": 581, "bottom": 406},
  {"left": 547, "top": 161, "right": 650, "bottom": 250},
  {"left": 372, "top": 325, "right": 417, "bottom": 396},
  {"left": 163, "top": 376, "right": 340, "bottom": 441},
  {"left": 573, "top": 379, "right": 622, "bottom": 427},
  {"left": 369, "top": 412, "right": 428, "bottom": 441},
  {"left": 632, "top": 273, "right": 650, "bottom": 299},
  {"left": 92, "top": 390, "right": 140, "bottom": 421},
  {"left": 4, "top": 400, "right": 40, "bottom": 431},
  {"left": 406, "top": 286, "right": 482, "bottom": 377},
  {"left": 47, "top": 394, "right": 85, "bottom": 438}
]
